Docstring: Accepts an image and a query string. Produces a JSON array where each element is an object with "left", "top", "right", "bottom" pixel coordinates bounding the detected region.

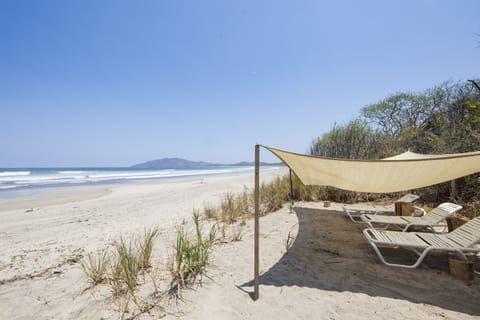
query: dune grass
[
  {"left": 80, "top": 226, "right": 160, "bottom": 311},
  {"left": 170, "top": 210, "right": 217, "bottom": 292},
  {"left": 137, "top": 227, "right": 160, "bottom": 270},
  {"left": 231, "top": 225, "right": 244, "bottom": 241},
  {"left": 203, "top": 173, "right": 327, "bottom": 224},
  {"left": 80, "top": 250, "right": 109, "bottom": 285},
  {"left": 114, "top": 237, "right": 140, "bottom": 295}
]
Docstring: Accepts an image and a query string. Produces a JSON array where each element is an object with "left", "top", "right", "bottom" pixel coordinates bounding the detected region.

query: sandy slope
[
  {"left": 181, "top": 203, "right": 480, "bottom": 320},
  {"left": 0, "top": 170, "right": 479, "bottom": 319}
]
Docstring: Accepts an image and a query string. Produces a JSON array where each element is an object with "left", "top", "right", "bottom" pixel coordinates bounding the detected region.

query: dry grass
[{"left": 202, "top": 173, "right": 328, "bottom": 224}]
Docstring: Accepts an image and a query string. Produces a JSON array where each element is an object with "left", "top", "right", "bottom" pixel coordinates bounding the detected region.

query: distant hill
[
  {"left": 132, "top": 158, "right": 212, "bottom": 169},
  {"left": 131, "top": 158, "right": 282, "bottom": 169}
]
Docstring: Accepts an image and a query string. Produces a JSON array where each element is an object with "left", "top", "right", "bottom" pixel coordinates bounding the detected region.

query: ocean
[{"left": 0, "top": 166, "right": 280, "bottom": 198}]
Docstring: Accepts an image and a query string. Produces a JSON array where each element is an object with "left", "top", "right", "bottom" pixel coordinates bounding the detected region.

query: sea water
[{"left": 0, "top": 166, "right": 280, "bottom": 198}]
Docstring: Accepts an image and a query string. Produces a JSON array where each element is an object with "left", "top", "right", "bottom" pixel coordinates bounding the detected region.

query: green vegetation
[
  {"left": 137, "top": 227, "right": 160, "bottom": 270},
  {"left": 310, "top": 80, "right": 480, "bottom": 211},
  {"left": 203, "top": 174, "right": 327, "bottom": 224},
  {"left": 169, "top": 210, "right": 217, "bottom": 294},
  {"left": 80, "top": 227, "right": 160, "bottom": 315},
  {"left": 114, "top": 237, "right": 141, "bottom": 296},
  {"left": 231, "top": 225, "right": 244, "bottom": 241},
  {"left": 284, "top": 224, "right": 298, "bottom": 252},
  {"left": 80, "top": 251, "right": 109, "bottom": 285}
]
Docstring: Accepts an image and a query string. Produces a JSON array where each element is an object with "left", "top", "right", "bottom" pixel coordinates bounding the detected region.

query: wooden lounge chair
[
  {"left": 363, "top": 216, "right": 480, "bottom": 268},
  {"left": 343, "top": 194, "right": 423, "bottom": 223},
  {"left": 360, "top": 202, "right": 462, "bottom": 232}
]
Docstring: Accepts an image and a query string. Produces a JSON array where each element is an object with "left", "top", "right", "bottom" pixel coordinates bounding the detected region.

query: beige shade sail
[{"left": 264, "top": 146, "right": 480, "bottom": 193}]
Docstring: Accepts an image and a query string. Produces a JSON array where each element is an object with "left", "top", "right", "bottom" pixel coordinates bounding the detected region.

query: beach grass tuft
[
  {"left": 115, "top": 237, "right": 140, "bottom": 294},
  {"left": 80, "top": 227, "right": 163, "bottom": 314},
  {"left": 232, "top": 225, "right": 244, "bottom": 241},
  {"left": 80, "top": 250, "right": 110, "bottom": 285},
  {"left": 170, "top": 210, "right": 217, "bottom": 292},
  {"left": 108, "top": 256, "right": 127, "bottom": 297},
  {"left": 220, "top": 191, "right": 240, "bottom": 223},
  {"left": 285, "top": 230, "right": 295, "bottom": 252},
  {"left": 203, "top": 203, "right": 218, "bottom": 220},
  {"left": 137, "top": 226, "right": 159, "bottom": 270}
]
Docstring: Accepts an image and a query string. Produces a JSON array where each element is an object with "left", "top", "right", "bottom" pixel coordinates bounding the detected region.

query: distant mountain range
[{"left": 131, "top": 158, "right": 282, "bottom": 169}]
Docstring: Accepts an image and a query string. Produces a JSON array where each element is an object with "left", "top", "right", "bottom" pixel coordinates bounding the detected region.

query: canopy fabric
[
  {"left": 381, "top": 150, "right": 480, "bottom": 160},
  {"left": 264, "top": 146, "right": 480, "bottom": 193}
]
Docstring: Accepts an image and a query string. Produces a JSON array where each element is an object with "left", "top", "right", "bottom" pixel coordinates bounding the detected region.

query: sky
[{"left": 1, "top": 0, "right": 479, "bottom": 167}]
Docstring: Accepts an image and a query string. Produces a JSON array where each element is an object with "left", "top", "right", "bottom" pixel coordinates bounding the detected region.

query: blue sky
[{"left": 1, "top": 0, "right": 479, "bottom": 167}]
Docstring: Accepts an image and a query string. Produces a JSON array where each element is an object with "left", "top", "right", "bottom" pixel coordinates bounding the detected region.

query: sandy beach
[{"left": 0, "top": 170, "right": 479, "bottom": 319}]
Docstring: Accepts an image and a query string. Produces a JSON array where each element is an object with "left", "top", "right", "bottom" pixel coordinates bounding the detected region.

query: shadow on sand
[{"left": 242, "top": 206, "right": 480, "bottom": 315}]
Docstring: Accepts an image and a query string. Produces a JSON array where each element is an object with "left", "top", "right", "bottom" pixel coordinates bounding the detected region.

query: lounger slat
[
  {"left": 454, "top": 227, "right": 477, "bottom": 238},
  {"left": 388, "top": 232, "right": 426, "bottom": 247},
  {"left": 458, "top": 224, "right": 480, "bottom": 234},
  {"left": 362, "top": 215, "right": 405, "bottom": 224},
  {"left": 363, "top": 215, "right": 480, "bottom": 269},
  {"left": 418, "top": 234, "right": 458, "bottom": 248},
  {"left": 454, "top": 225, "right": 477, "bottom": 234},
  {"left": 448, "top": 231, "right": 477, "bottom": 246},
  {"left": 421, "top": 208, "right": 449, "bottom": 224},
  {"left": 370, "top": 230, "right": 427, "bottom": 247},
  {"left": 423, "top": 237, "right": 448, "bottom": 247},
  {"left": 360, "top": 202, "right": 461, "bottom": 231},
  {"left": 369, "top": 229, "right": 390, "bottom": 243}
]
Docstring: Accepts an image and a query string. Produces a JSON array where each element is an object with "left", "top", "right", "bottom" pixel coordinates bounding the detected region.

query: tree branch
[{"left": 468, "top": 80, "right": 480, "bottom": 93}]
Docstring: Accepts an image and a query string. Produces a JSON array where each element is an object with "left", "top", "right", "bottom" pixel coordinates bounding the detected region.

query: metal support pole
[
  {"left": 289, "top": 169, "right": 293, "bottom": 201},
  {"left": 254, "top": 144, "right": 260, "bottom": 300}
]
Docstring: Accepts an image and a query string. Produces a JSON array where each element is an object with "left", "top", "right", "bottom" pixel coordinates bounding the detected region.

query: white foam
[
  {"left": 0, "top": 185, "right": 17, "bottom": 189},
  {"left": 0, "top": 166, "right": 264, "bottom": 191},
  {"left": 58, "top": 171, "right": 84, "bottom": 174},
  {"left": 0, "top": 171, "right": 31, "bottom": 177}
]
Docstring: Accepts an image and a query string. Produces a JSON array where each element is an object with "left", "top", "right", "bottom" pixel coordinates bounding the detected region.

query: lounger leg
[
  {"left": 372, "top": 244, "right": 430, "bottom": 268},
  {"left": 452, "top": 250, "right": 468, "bottom": 261},
  {"left": 363, "top": 229, "right": 431, "bottom": 268},
  {"left": 343, "top": 207, "right": 364, "bottom": 224}
]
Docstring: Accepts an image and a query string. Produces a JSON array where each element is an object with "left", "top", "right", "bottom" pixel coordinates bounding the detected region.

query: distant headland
[{"left": 131, "top": 158, "right": 282, "bottom": 169}]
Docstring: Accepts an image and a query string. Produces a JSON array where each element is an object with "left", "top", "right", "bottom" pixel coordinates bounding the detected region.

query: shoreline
[
  {"left": 0, "top": 167, "right": 283, "bottom": 211},
  {"left": 0, "top": 166, "right": 284, "bottom": 200}
]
